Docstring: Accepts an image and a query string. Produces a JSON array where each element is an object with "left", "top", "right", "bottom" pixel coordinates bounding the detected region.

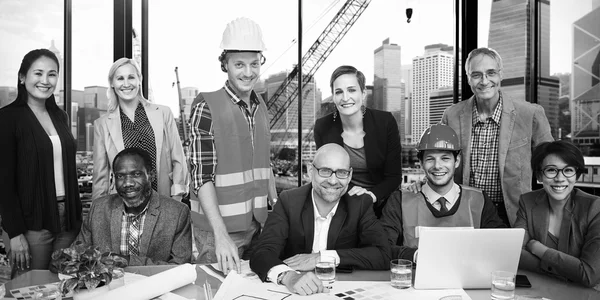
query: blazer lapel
[
  {"left": 327, "top": 198, "right": 347, "bottom": 249},
  {"left": 110, "top": 198, "right": 124, "bottom": 252},
  {"left": 532, "top": 192, "right": 549, "bottom": 245},
  {"left": 498, "top": 94, "right": 516, "bottom": 182},
  {"left": 459, "top": 97, "right": 473, "bottom": 185},
  {"left": 145, "top": 104, "right": 164, "bottom": 169},
  {"left": 302, "top": 191, "right": 315, "bottom": 253},
  {"left": 362, "top": 109, "right": 376, "bottom": 171},
  {"left": 107, "top": 109, "right": 125, "bottom": 151},
  {"left": 139, "top": 193, "right": 160, "bottom": 257},
  {"left": 557, "top": 195, "right": 575, "bottom": 254}
]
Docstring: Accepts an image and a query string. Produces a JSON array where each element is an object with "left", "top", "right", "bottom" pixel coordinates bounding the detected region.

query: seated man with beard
[
  {"left": 75, "top": 147, "right": 192, "bottom": 265},
  {"left": 251, "top": 144, "right": 390, "bottom": 296},
  {"left": 381, "top": 125, "right": 506, "bottom": 263}
]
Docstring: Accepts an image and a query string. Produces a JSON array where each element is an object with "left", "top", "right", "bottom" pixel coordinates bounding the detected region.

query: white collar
[
  {"left": 311, "top": 189, "right": 339, "bottom": 220},
  {"left": 422, "top": 182, "right": 460, "bottom": 206}
]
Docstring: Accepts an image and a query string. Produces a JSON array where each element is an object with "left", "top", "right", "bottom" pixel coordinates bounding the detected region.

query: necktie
[
  {"left": 437, "top": 197, "right": 449, "bottom": 213},
  {"left": 128, "top": 215, "right": 141, "bottom": 256}
]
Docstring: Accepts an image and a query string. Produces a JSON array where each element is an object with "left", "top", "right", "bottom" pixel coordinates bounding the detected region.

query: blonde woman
[{"left": 92, "top": 58, "right": 188, "bottom": 201}]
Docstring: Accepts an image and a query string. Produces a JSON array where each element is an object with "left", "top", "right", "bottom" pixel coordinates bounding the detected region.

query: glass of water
[
  {"left": 314, "top": 255, "right": 336, "bottom": 289},
  {"left": 491, "top": 270, "right": 516, "bottom": 300},
  {"left": 390, "top": 259, "right": 412, "bottom": 289}
]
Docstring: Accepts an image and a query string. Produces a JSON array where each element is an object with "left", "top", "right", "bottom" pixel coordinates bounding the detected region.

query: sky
[{"left": 0, "top": 0, "right": 595, "bottom": 117}]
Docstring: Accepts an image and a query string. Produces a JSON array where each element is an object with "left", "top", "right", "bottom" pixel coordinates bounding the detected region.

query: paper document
[{"left": 213, "top": 268, "right": 472, "bottom": 300}]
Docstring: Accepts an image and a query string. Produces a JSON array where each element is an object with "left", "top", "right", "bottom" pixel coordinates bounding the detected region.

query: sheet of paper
[{"left": 213, "top": 270, "right": 472, "bottom": 300}]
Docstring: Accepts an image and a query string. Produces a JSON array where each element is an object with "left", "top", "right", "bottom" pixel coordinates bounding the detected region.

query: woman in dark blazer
[
  {"left": 314, "top": 65, "right": 402, "bottom": 217},
  {"left": 515, "top": 140, "right": 600, "bottom": 289},
  {"left": 0, "top": 49, "right": 82, "bottom": 271}
]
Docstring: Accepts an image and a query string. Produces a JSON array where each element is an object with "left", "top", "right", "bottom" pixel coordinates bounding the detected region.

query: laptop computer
[{"left": 413, "top": 227, "right": 525, "bottom": 289}]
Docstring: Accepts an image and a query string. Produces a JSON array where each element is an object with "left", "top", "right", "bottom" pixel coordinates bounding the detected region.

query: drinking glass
[
  {"left": 491, "top": 270, "right": 516, "bottom": 300},
  {"left": 314, "top": 256, "right": 336, "bottom": 289},
  {"left": 390, "top": 259, "right": 412, "bottom": 289}
]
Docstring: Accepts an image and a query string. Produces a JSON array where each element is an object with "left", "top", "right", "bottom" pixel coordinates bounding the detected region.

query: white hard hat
[{"left": 220, "top": 17, "right": 267, "bottom": 52}]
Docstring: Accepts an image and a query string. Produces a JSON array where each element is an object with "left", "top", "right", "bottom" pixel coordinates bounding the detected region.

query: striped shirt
[
  {"left": 188, "top": 81, "right": 261, "bottom": 194},
  {"left": 119, "top": 203, "right": 149, "bottom": 256},
  {"left": 469, "top": 93, "right": 503, "bottom": 204}
]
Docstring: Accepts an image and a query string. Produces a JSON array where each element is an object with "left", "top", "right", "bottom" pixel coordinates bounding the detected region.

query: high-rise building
[
  {"left": 180, "top": 87, "right": 199, "bottom": 122},
  {"left": 373, "top": 38, "right": 403, "bottom": 112},
  {"left": 48, "top": 40, "right": 64, "bottom": 105},
  {"left": 0, "top": 86, "right": 17, "bottom": 108},
  {"left": 488, "top": 0, "right": 560, "bottom": 138},
  {"left": 266, "top": 71, "right": 319, "bottom": 160},
  {"left": 570, "top": 5, "right": 600, "bottom": 147},
  {"left": 401, "top": 64, "right": 413, "bottom": 144},
  {"left": 411, "top": 44, "right": 454, "bottom": 140},
  {"left": 429, "top": 87, "right": 459, "bottom": 125}
]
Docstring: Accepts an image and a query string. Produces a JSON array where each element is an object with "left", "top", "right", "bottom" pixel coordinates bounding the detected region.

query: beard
[
  {"left": 118, "top": 182, "right": 152, "bottom": 208},
  {"left": 314, "top": 183, "right": 348, "bottom": 203}
]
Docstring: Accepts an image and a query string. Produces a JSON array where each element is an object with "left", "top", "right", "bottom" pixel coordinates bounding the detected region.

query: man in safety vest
[
  {"left": 380, "top": 124, "right": 505, "bottom": 263},
  {"left": 187, "top": 17, "right": 277, "bottom": 274}
]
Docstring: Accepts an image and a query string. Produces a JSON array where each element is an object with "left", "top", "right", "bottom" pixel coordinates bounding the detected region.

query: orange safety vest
[{"left": 191, "top": 89, "right": 271, "bottom": 232}]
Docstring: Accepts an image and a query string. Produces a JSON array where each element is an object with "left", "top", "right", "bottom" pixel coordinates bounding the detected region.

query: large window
[{"left": 0, "top": 0, "right": 64, "bottom": 108}]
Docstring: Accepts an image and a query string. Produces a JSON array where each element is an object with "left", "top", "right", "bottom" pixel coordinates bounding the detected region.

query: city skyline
[{"left": 0, "top": 0, "right": 592, "bottom": 118}]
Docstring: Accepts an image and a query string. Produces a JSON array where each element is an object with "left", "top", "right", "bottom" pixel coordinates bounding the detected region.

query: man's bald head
[
  {"left": 312, "top": 143, "right": 351, "bottom": 170},
  {"left": 309, "top": 143, "right": 352, "bottom": 204}
]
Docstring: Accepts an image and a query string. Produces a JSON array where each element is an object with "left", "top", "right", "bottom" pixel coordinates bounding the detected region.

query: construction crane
[
  {"left": 267, "top": 0, "right": 372, "bottom": 137},
  {"left": 173, "top": 67, "right": 189, "bottom": 147}
]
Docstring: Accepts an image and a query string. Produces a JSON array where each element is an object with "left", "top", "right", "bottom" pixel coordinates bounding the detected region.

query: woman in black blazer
[
  {"left": 0, "top": 49, "right": 82, "bottom": 271},
  {"left": 314, "top": 65, "right": 402, "bottom": 217}
]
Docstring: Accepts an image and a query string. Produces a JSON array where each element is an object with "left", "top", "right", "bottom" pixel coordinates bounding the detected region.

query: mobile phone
[{"left": 516, "top": 274, "right": 532, "bottom": 288}]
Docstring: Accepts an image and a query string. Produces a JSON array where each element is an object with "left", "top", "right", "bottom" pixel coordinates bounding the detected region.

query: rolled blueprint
[{"left": 90, "top": 264, "right": 197, "bottom": 300}]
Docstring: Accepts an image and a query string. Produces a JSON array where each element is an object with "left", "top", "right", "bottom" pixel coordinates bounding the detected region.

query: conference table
[{"left": 3, "top": 265, "right": 599, "bottom": 300}]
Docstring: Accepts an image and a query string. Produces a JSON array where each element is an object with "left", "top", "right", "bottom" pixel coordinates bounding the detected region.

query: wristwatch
[{"left": 277, "top": 271, "right": 290, "bottom": 285}]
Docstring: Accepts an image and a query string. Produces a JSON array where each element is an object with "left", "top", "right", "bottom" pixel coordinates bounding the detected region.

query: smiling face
[
  {"left": 421, "top": 150, "right": 460, "bottom": 193},
  {"left": 332, "top": 74, "right": 366, "bottom": 117},
  {"left": 309, "top": 145, "right": 352, "bottom": 204},
  {"left": 225, "top": 52, "right": 261, "bottom": 98},
  {"left": 539, "top": 154, "right": 576, "bottom": 202},
  {"left": 114, "top": 154, "right": 152, "bottom": 211},
  {"left": 111, "top": 63, "right": 140, "bottom": 102},
  {"left": 467, "top": 54, "right": 502, "bottom": 103},
  {"left": 20, "top": 56, "right": 58, "bottom": 103}
]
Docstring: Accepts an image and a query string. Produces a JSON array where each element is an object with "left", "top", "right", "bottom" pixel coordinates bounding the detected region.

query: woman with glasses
[
  {"left": 515, "top": 140, "right": 600, "bottom": 288},
  {"left": 314, "top": 65, "right": 402, "bottom": 218}
]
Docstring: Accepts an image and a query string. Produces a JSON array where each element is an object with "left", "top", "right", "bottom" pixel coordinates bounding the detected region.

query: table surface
[{"left": 3, "top": 266, "right": 599, "bottom": 300}]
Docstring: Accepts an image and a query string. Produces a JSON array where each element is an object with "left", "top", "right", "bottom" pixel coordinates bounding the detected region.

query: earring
[
  {"left": 333, "top": 109, "right": 338, "bottom": 122},
  {"left": 361, "top": 105, "right": 366, "bottom": 117}
]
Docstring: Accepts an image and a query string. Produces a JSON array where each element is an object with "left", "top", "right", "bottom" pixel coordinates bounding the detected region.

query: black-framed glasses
[
  {"left": 311, "top": 164, "right": 352, "bottom": 179},
  {"left": 542, "top": 166, "right": 577, "bottom": 179},
  {"left": 469, "top": 69, "right": 501, "bottom": 80}
]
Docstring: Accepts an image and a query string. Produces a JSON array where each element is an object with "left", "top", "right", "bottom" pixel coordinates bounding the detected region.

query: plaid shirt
[
  {"left": 188, "top": 81, "right": 261, "bottom": 194},
  {"left": 469, "top": 93, "right": 503, "bottom": 203},
  {"left": 119, "top": 203, "right": 149, "bottom": 256}
]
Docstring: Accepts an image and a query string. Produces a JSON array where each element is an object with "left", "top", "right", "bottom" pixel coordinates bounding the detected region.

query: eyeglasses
[
  {"left": 469, "top": 69, "right": 501, "bottom": 80},
  {"left": 311, "top": 164, "right": 352, "bottom": 179},
  {"left": 542, "top": 166, "right": 577, "bottom": 179}
]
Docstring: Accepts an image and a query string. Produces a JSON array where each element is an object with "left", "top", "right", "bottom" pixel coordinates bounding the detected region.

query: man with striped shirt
[{"left": 441, "top": 47, "right": 553, "bottom": 226}]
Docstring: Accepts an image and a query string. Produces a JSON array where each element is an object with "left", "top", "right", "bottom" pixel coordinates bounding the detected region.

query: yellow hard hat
[
  {"left": 220, "top": 17, "right": 267, "bottom": 52},
  {"left": 417, "top": 125, "right": 460, "bottom": 152}
]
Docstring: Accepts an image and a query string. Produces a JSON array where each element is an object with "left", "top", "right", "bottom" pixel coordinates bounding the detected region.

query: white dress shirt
[
  {"left": 267, "top": 189, "right": 341, "bottom": 284},
  {"left": 422, "top": 182, "right": 460, "bottom": 211}
]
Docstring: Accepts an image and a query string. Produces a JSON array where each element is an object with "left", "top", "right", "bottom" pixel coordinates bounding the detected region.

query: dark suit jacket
[
  {"left": 514, "top": 188, "right": 600, "bottom": 288},
  {"left": 314, "top": 108, "right": 402, "bottom": 215},
  {"left": 250, "top": 184, "right": 391, "bottom": 281},
  {"left": 75, "top": 191, "right": 192, "bottom": 266}
]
